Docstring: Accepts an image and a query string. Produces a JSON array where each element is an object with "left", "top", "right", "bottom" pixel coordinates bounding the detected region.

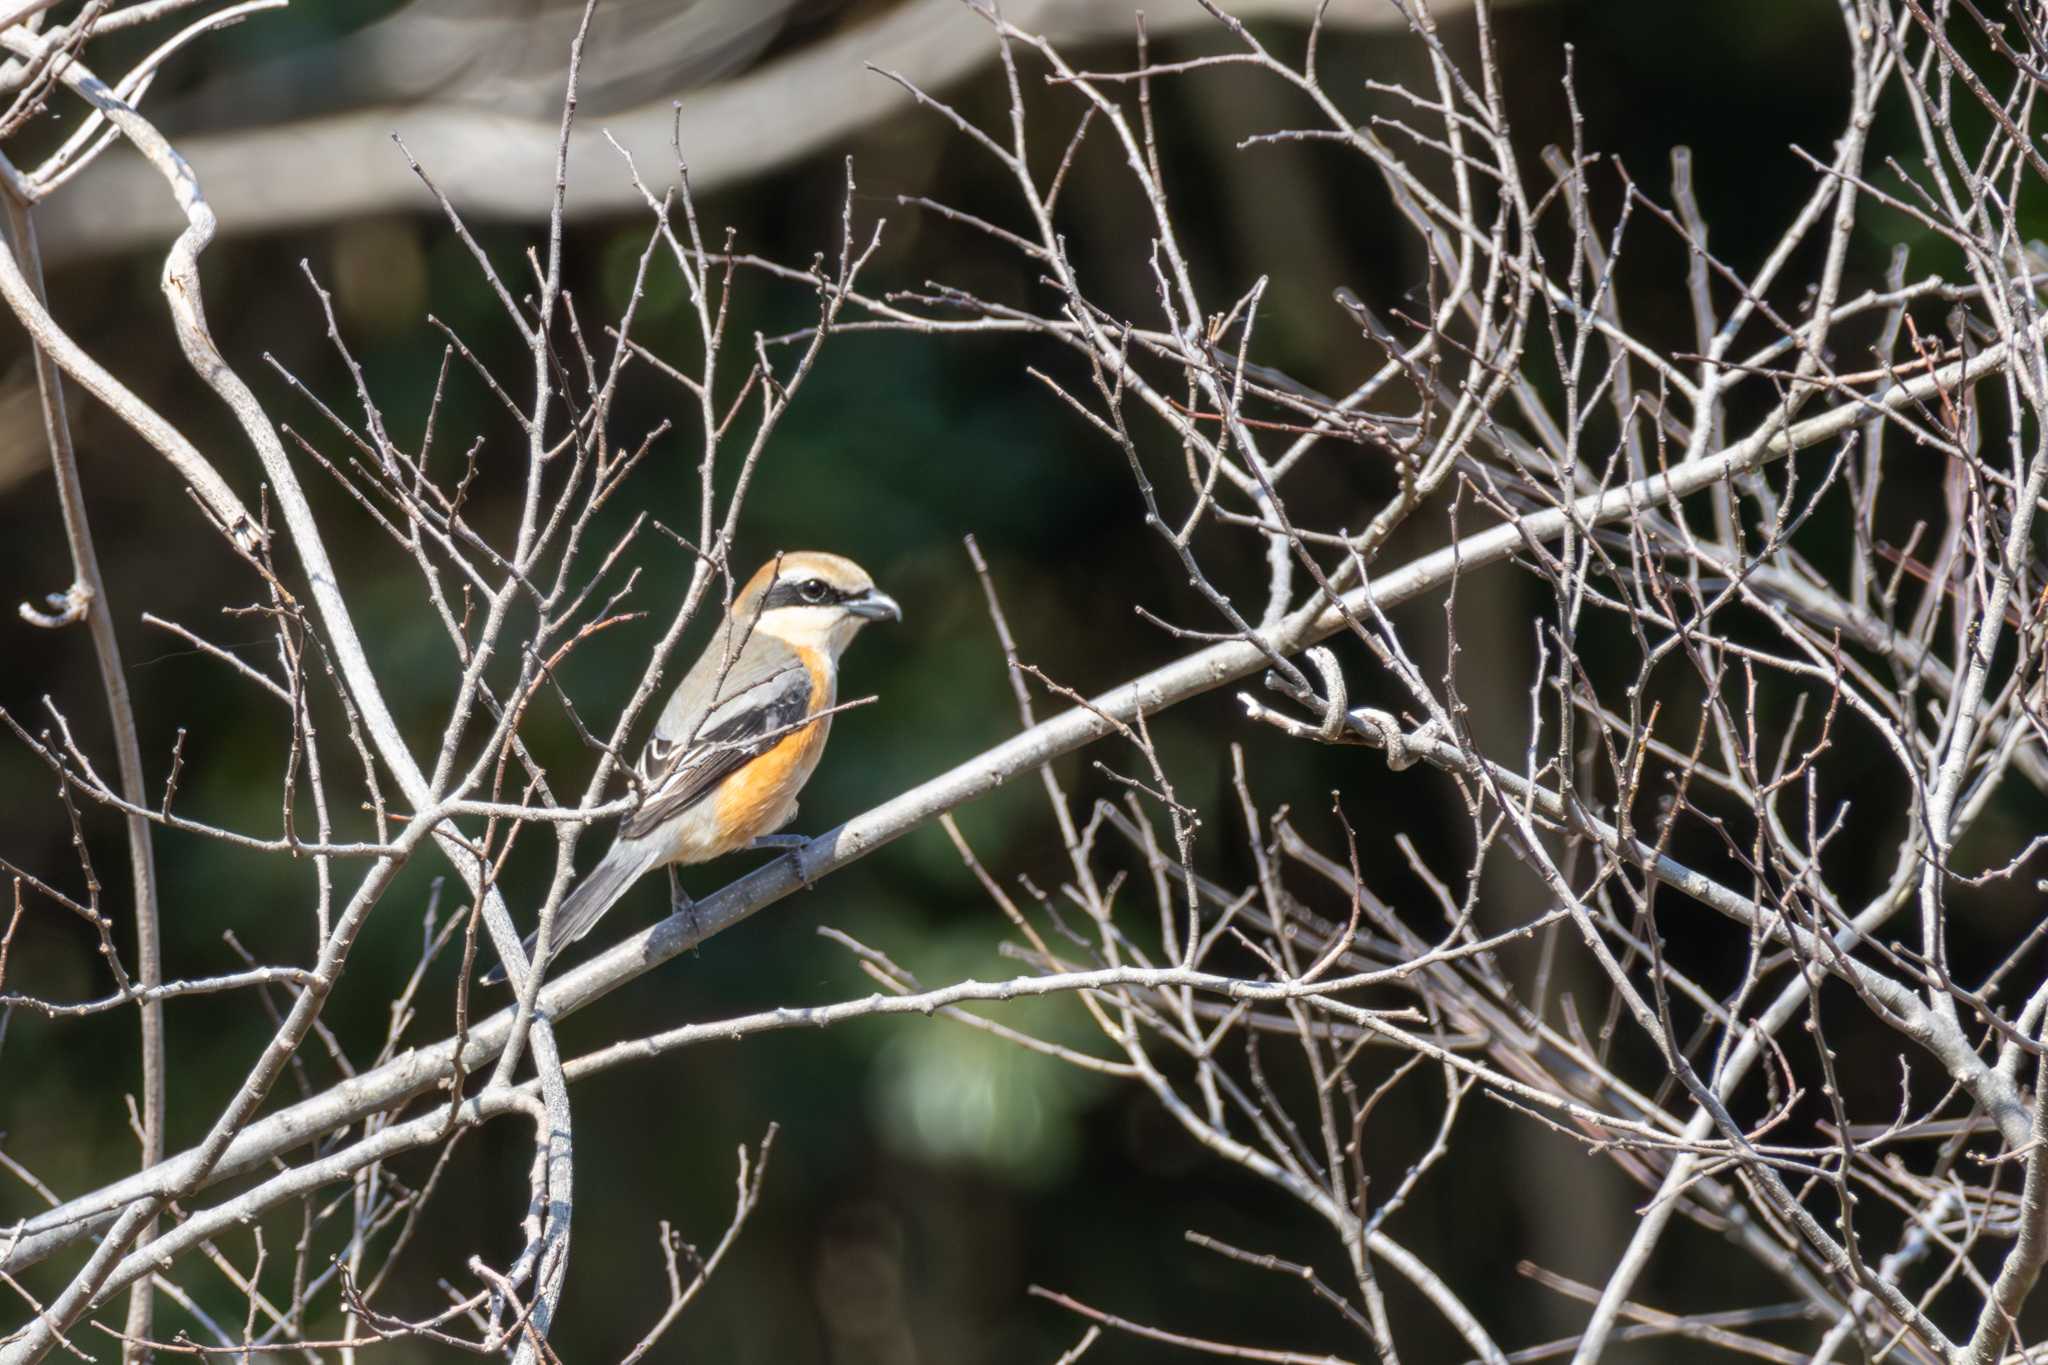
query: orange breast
[{"left": 705, "top": 644, "right": 832, "bottom": 855}]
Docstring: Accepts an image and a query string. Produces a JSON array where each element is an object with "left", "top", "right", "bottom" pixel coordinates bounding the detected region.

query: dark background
[{"left": 1, "top": 2, "right": 2022, "bottom": 1360}]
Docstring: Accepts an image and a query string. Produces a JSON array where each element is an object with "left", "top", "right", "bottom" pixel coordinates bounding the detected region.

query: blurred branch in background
[
  {"left": 3, "top": 0, "right": 2048, "bottom": 1362},
  {"left": 32, "top": 0, "right": 1476, "bottom": 263}
]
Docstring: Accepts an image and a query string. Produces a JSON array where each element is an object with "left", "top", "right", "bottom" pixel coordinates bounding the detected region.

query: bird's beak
[{"left": 848, "top": 589, "right": 902, "bottom": 622}]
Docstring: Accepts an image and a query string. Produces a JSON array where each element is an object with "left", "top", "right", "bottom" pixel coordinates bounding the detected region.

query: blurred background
[{"left": 0, "top": 0, "right": 2004, "bottom": 1360}]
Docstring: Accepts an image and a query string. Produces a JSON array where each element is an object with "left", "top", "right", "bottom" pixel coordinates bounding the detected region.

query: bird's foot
[
  {"left": 750, "top": 834, "right": 815, "bottom": 890},
  {"left": 669, "top": 864, "right": 702, "bottom": 957}
]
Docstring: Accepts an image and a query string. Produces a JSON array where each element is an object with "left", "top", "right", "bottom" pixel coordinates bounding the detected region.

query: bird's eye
[{"left": 799, "top": 578, "right": 829, "bottom": 603}]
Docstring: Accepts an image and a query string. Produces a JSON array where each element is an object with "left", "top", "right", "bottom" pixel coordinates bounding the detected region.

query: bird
[{"left": 483, "top": 551, "right": 900, "bottom": 985}]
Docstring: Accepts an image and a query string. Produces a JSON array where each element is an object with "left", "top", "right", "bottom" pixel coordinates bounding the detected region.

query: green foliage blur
[{"left": 3, "top": 1, "right": 2026, "bottom": 1360}]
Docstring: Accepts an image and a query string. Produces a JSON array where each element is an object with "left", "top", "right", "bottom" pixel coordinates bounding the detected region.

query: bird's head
[{"left": 736, "top": 551, "right": 901, "bottom": 655}]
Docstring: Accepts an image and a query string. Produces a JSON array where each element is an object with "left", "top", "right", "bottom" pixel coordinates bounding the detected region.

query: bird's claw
[
  {"left": 668, "top": 864, "right": 702, "bottom": 956},
  {"left": 750, "top": 834, "right": 816, "bottom": 890}
]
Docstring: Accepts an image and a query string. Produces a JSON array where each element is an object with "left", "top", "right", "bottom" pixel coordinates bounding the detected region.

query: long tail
[{"left": 481, "top": 840, "right": 663, "bottom": 985}]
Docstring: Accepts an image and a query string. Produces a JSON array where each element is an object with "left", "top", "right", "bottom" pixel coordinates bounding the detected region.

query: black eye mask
[{"left": 761, "top": 576, "right": 858, "bottom": 611}]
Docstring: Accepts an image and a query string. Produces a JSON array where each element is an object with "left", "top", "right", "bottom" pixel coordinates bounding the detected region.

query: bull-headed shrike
[{"left": 484, "top": 551, "right": 900, "bottom": 984}]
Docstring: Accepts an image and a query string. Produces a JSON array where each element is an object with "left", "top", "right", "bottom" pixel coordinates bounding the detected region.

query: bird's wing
[{"left": 619, "top": 637, "right": 814, "bottom": 842}]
